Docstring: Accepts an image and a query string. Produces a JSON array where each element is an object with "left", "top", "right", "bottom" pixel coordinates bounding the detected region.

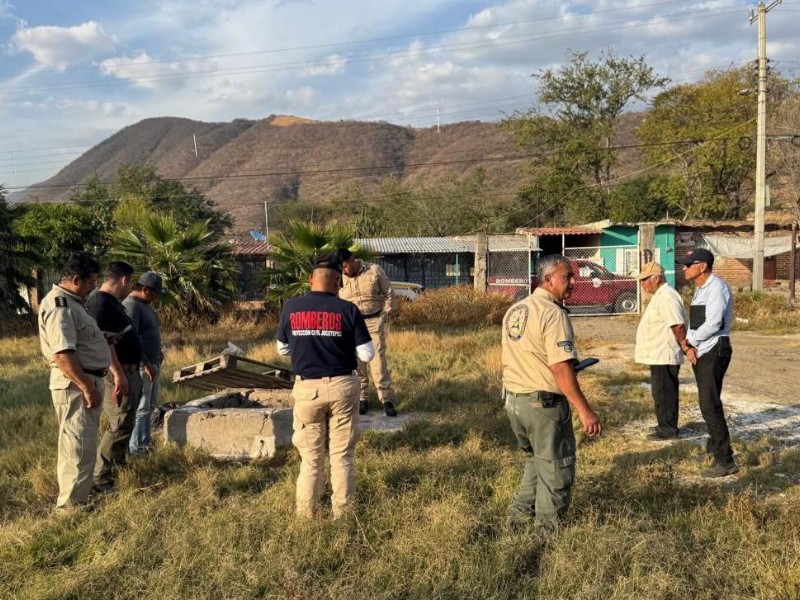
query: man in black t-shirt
[
  {"left": 277, "top": 254, "right": 374, "bottom": 518},
  {"left": 85, "top": 261, "right": 143, "bottom": 492}
]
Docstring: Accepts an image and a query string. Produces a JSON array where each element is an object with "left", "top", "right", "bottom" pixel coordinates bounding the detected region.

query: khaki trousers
[
  {"left": 358, "top": 317, "right": 394, "bottom": 403},
  {"left": 51, "top": 377, "right": 104, "bottom": 507},
  {"left": 291, "top": 374, "right": 360, "bottom": 518},
  {"left": 95, "top": 366, "right": 143, "bottom": 485}
]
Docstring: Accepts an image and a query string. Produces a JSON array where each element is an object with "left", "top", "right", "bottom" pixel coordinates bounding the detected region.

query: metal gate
[
  {"left": 487, "top": 235, "right": 535, "bottom": 301},
  {"left": 562, "top": 245, "right": 640, "bottom": 315}
]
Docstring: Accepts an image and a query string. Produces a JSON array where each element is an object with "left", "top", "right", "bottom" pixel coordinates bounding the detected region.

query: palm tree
[
  {"left": 111, "top": 213, "right": 238, "bottom": 322},
  {"left": 263, "top": 220, "right": 372, "bottom": 303},
  {"left": 0, "top": 194, "right": 39, "bottom": 317}
]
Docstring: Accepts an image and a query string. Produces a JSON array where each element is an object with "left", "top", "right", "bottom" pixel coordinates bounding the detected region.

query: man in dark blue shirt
[{"left": 277, "top": 254, "right": 374, "bottom": 518}]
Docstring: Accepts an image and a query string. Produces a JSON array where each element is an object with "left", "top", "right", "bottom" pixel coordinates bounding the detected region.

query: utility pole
[
  {"left": 750, "top": 0, "right": 782, "bottom": 291},
  {"left": 264, "top": 200, "right": 269, "bottom": 241}
]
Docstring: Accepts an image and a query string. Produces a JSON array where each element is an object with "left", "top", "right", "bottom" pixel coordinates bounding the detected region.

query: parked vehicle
[
  {"left": 392, "top": 281, "right": 424, "bottom": 304},
  {"left": 531, "top": 259, "right": 638, "bottom": 313}
]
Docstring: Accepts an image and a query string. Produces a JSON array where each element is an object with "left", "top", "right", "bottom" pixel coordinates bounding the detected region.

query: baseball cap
[
  {"left": 138, "top": 271, "right": 164, "bottom": 293},
  {"left": 313, "top": 253, "right": 343, "bottom": 274},
  {"left": 635, "top": 261, "right": 665, "bottom": 280},
  {"left": 676, "top": 248, "right": 714, "bottom": 268}
]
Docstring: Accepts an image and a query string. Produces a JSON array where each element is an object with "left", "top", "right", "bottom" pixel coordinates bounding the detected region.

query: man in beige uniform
[
  {"left": 38, "top": 252, "right": 111, "bottom": 509},
  {"left": 502, "top": 254, "right": 602, "bottom": 531},
  {"left": 337, "top": 249, "right": 397, "bottom": 417}
]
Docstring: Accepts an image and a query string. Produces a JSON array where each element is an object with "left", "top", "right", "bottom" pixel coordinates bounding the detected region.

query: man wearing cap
[
  {"left": 124, "top": 271, "right": 164, "bottom": 455},
  {"left": 337, "top": 248, "right": 397, "bottom": 417},
  {"left": 502, "top": 254, "right": 602, "bottom": 532},
  {"left": 38, "top": 251, "right": 111, "bottom": 509},
  {"left": 86, "top": 261, "right": 144, "bottom": 492},
  {"left": 634, "top": 262, "right": 688, "bottom": 441},
  {"left": 676, "top": 248, "right": 738, "bottom": 478},
  {"left": 276, "top": 254, "right": 375, "bottom": 518}
]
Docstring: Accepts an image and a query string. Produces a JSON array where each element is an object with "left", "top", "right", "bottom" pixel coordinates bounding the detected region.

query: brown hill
[{"left": 22, "top": 113, "right": 646, "bottom": 235}]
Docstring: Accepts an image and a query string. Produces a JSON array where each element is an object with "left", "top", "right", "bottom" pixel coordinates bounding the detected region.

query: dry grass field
[{"left": 1, "top": 294, "right": 800, "bottom": 599}]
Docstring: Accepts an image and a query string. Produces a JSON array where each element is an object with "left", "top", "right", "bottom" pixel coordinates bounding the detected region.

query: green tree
[
  {"left": 15, "top": 203, "right": 106, "bottom": 268},
  {"left": 69, "top": 164, "right": 233, "bottom": 237},
  {"left": 0, "top": 191, "right": 39, "bottom": 316},
  {"left": 606, "top": 176, "right": 675, "bottom": 222},
  {"left": 328, "top": 170, "right": 509, "bottom": 237},
  {"left": 635, "top": 66, "right": 785, "bottom": 220},
  {"left": 264, "top": 221, "right": 372, "bottom": 303},
  {"left": 504, "top": 49, "right": 668, "bottom": 223},
  {"left": 111, "top": 213, "right": 238, "bottom": 322}
]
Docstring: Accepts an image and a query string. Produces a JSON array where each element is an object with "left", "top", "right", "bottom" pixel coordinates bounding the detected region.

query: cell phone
[
  {"left": 104, "top": 324, "right": 133, "bottom": 343},
  {"left": 574, "top": 357, "right": 599, "bottom": 373}
]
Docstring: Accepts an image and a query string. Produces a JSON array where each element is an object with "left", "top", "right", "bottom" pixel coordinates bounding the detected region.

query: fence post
[
  {"left": 790, "top": 221, "right": 797, "bottom": 305},
  {"left": 474, "top": 232, "right": 488, "bottom": 292}
]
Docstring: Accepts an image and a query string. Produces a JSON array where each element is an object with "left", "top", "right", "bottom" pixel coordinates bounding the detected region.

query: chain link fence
[
  {"left": 487, "top": 240, "right": 534, "bottom": 302},
  {"left": 562, "top": 245, "right": 640, "bottom": 315}
]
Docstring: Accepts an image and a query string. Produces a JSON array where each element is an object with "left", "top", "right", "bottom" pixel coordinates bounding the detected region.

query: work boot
[
  {"left": 703, "top": 461, "right": 739, "bottom": 478},
  {"left": 383, "top": 401, "right": 397, "bottom": 417},
  {"left": 359, "top": 400, "right": 368, "bottom": 415},
  {"left": 91, "top": 479, "right": 115, "bottom": 495},
  {"left": 647, "top": 428, "right": 679, "bottom": 441}
]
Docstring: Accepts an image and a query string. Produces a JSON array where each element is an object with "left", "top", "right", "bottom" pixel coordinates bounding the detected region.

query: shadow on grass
[{"left": 580, "top": 434, "right": 800, "bottom": 527}]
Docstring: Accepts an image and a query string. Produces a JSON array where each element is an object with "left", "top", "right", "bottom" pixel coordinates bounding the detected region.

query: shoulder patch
[
  {"left": 557, "top": 340, "right": 574, "bottom": 353},
  {"left": 55, "top": 296, "right": 68, "bottom": 308},
  {"left": 505, "top": 304, "right": 529, "bottom": 341}
]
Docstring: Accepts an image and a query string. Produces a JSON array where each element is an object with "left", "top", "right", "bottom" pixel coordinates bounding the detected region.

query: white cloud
[
  {"left": 99, "top": 51, "right": 214, "bottom": 90},
  {"left": 17, "top": 97, "right": 126, "bottom": 117},
  {"left": 12, "top": 21, "right": 116, "bottom": 70},
  {"left": 283, "top": 85, "right": 316, "bottom": 107},
  {"left": 300, "top": 54, "right": 346, "bottom": 77}
]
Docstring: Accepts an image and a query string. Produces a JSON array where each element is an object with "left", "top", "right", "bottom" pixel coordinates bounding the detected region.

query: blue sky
[{"left": 0, "top": 0, "right": 797, "bottom": 190}]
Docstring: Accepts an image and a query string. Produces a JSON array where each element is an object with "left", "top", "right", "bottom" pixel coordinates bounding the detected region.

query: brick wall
[{"left": 776, "top": 249, "right": 800, "bottom": 280}]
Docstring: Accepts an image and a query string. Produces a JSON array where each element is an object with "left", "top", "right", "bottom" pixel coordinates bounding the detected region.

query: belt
[
  {"left": 507, "top": 390, "right": 566, "bottom": 405},
  {"left": 84, "top": 368, "right": 108, "bottom": 378},
  {"left": 296, "top": 371, "right": 358, "bottom": 381},
  {"left": 361, "top": 310, "right": 382, "bottom": 319}
]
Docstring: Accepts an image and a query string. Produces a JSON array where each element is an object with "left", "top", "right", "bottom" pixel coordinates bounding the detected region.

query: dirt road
[{"left": 574, "top": 316, "right": 800, "bottom": 406}]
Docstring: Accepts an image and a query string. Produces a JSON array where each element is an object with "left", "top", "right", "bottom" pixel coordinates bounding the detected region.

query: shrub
[
  {"left": 393, "top": 285, "right": 514, "bottom": 326},
  {"left": 732, "top": 291, "right": 800, "bottom": 332}
]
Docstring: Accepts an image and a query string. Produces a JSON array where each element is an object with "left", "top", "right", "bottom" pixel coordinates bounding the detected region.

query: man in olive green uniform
[
  {"left": 38, "top": 252, "right": 111, "bottom": 509},
  {"left": 337, "top": 249, "right": 397, "bottom": 417},
  {"left": 502, "top": 254, "right": 602, "bottom": 531}
]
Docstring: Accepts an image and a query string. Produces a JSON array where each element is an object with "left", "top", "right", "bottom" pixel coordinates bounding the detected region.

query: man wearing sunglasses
[{"left": 676, "top": 248, "right": 738, "bottom": 478}]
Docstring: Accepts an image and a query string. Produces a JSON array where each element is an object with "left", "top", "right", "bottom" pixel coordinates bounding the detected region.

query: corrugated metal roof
[
  {"left": 356, "top": 235, "right": 539, "bottom": 254},
  {"left": 515, "top": 226, "right": 599, "bottom": 236},
  {"left": 230, "top": 240, "right": 271, "bottom": 256}
]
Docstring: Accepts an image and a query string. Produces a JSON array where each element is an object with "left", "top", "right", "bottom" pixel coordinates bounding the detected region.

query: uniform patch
[
  {"left": 557, "top": 340, "right": 574, "bottom": 353},
  {"left": 55, "top": 297, "right": 67, "bottom": 308},
  {"left": 505, "top": 304, "right": 528, "bottom": 341}
]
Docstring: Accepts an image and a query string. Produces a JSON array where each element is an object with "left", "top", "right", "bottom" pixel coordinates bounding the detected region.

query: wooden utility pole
[
  {"left": 750, "top": 0, "right": 782, "bottom": 291},
  {"left": 790, "top": 221, "right": 797, "bottom": 304},
  {"left": 474, "top": 232, "right": 488, "bottom": 292}
]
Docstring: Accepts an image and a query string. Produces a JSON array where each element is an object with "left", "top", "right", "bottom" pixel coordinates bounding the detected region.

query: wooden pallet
[{"left": 172, "top": 354, "right": 294, "bottom": 391}]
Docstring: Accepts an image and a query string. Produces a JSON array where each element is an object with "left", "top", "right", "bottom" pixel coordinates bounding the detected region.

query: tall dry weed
[{"left": 394, "top": 286, "right": 513, "bottom": 327}]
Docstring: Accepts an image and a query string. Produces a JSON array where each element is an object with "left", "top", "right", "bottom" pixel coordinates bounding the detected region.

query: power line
[
  {"left": 0, "top": 7, "right": 744, "bottom": 95},
  {"left": 9, "top": 131, "right": 756, "bottom": 194},
  {"left": 0, "top": 0, "right": 718, "bottom": 79}
]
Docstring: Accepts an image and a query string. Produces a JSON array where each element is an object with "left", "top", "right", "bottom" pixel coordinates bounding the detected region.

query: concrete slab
[
  {"left": 162, "top": 388, "right": 416, "bottom": 460},
  {"left": 359, "top": 412, "right": 416, "bottom": 433},
  {"left": 164, "top": 405, "right": 293, "bottom": 460}
]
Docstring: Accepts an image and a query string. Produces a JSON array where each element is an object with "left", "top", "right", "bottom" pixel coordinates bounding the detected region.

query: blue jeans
[{"left": 129, "top": 364, "right": 160, "bottom": 454}]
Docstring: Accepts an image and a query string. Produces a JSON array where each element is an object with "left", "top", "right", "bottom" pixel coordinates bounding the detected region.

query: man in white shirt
[{"left": 634, "top": 262, "right": 688, "bottom": 441}]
